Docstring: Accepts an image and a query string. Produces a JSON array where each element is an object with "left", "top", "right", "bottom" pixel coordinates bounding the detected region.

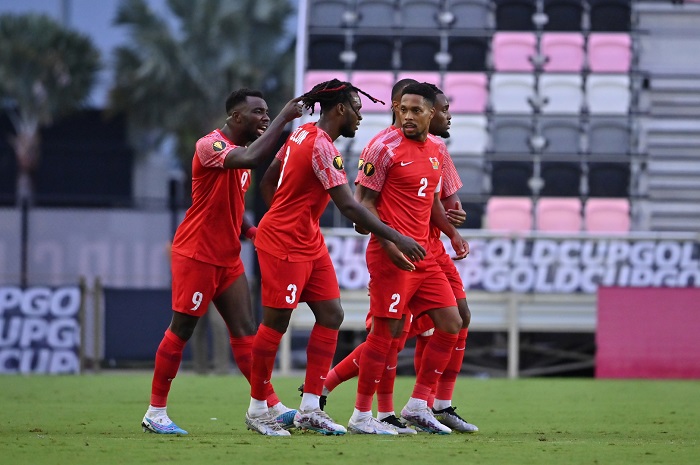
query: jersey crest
[
  {"left": 333, "top": 155, "right": 344, "bottom": 170},
  {"left": 429, "top": 157, "right": 440, "bottom": 170},
  {"left": 212, "top": 140, "right": 226, "bottom": 152},
  {"left": 363, "top": 162, "right": 375, "bottom": 176}
]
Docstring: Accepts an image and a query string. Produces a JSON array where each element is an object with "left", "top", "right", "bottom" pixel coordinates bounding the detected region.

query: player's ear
[{"left": 336, "top": 102, "right": 346, "bottom": 115}]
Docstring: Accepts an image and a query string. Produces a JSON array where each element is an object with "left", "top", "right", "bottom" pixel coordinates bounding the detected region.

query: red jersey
[
  {"left": 427, "top": 135, "right": 463, "bottom": 251},
  {"left": 171, "top": 129, "right": 250, "bottom": 267},
  {"left": 255, "top": 123, "right": 348, "bottom": 262},
  {"left": 355, "top": 127, "right": 445, "bottom": 253}
]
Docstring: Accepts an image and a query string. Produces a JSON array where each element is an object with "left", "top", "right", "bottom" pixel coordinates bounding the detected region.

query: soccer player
[
  {"left": 244, "top": 79, "right": 426, "bottom": 437},
  {"left": 141, "top": 89, "right": 304, "bottom": 435},
  {"left": 321, "top": 84, "right": 478, "bottom": 434},
  {"left": 347, "top": 83, "right": 469, "bottom": 435}
]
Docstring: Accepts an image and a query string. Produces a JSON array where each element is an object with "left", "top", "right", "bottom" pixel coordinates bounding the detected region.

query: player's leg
[
  {"left": 433, "top": 297, "right": 478, "bottom": 432},
  {"left": 214, "top": 271, "right": 295, "bottom": 429},
  {"left": 376, "top": 329, "right": 416, "bottom": 434},
  {"left": 323, "top": 341, "right": 364, "bottom": 398}
]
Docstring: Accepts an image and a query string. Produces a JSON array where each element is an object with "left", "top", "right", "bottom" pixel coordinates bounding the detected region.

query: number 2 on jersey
[{"left": 417, "top": 177, "right": 428, "bottom": 197}]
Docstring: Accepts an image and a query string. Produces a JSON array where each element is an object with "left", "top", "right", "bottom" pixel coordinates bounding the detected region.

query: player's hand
[
  {"left": 354, "top": 223, "right": 370, "bottom": 235},
  {"left": 450, "top": 233, "right": 469, "bottom": 261},
  {"left": 394, "top": 235, "right": 426, "bottom": 263},
  {"left": 383, "top": 243, "right": 418, "bottom": 271},
  {"left": 279, "top": 96, "right": 305, "bottom": 122},
  {"left": 446, "top": 201, "right": 466, "bottom": 227}
]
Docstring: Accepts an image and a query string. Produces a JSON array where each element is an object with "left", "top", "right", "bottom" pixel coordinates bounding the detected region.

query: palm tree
[
  {"left": 109, "top": 0, "right": 295, "bottom": 175},
  {"left": 0, "top": 13, "right": 100, "bottom": 205}
]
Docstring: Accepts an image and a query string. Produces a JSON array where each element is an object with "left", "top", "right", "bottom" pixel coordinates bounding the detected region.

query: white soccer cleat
[
  {"left": 141, "top": 411, "right": 188, "bottom": 435},
  {"left": 347, "top": 415, "right": 399, "bottom": 435},
  {"left": 401, "top": 404, "right": 452, "bottom": 435},
  {"left": 377, "top": 414, "right": 417, "bottom": 435},
  {"left": 433, "top": 406, "right": 479, "bottom": 433},
  {"left": 294, "top": 409, "right": 347, "bottom": 435},
  {"left": 245, "top": 411, "right": 292, "bottom": 436}
]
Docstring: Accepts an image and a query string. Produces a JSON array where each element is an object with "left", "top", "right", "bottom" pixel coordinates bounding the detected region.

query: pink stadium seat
[
  {"left": 584, "top": 198, "right": 630, "bottom": 234},
  {"left": 492, "top": 32, "right": 537, "bottom": 72},
  {"left": 303, "top": 71, "right": 350, "bottom": 94},
  {"left": 396, "top": 72, "right": 442, "bottom": 89},
  {"left": 485, "top": 197, "right": 533, "bottom": 232},
  {"left": 350, "top": 71, "right": 395, "bottom": 112},
  {"left": 541, "top": 33, "right": 585, "bottom": 72},
  {"left": 587, "top": 33, "right": 632, "bottom": 73},
  {"left": 536, "top": 197, "right": 583, "bottom": 232},
  {"left": 442, "top": 72, "right": 488, "bottom": 113}
]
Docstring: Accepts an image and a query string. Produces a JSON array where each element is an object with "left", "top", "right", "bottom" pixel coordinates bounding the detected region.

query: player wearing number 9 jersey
[
  {"left": 245, "top": 79, "right": 426, "bottom": 436},
  {"left": 142, "top": 89, "right": 304, "bottom": 436}
]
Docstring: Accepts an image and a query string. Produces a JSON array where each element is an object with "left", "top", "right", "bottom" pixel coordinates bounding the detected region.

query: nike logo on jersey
[
  {"left": 374, "top": 379, "right": 381, "bottom": 383},
  {"left": 386, "top": 365, "right": 397, "bottom": 371},
  {"left": 400, "top": 161, "right": 414, "bottom": 166},
  {"left": 434, "top": 369, "right": 443, "bottom": 375},
  {"left": 352, "top": 358, "right": 359, "bottom": 367},
  {"left": 455, "top": 347, "right": 466, "bottom": 351}
]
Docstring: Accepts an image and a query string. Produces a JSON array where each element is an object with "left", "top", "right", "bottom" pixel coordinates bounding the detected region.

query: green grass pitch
[{"left": 1, "top": 373, "right": 698, "bottom": 465}]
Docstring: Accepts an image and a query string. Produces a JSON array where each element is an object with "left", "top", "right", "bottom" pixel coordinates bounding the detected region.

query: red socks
[
  {"left": 324, "top": 342, "right": 364, "bottom": 392},
  {"left": 304, "top": 324, "right": 339, "bottom": 395},
  {"left": 150, "top": 329, "right": 186, "bottom": 407},
  {"left": 231, "top": 334, "right": 280, "bottom": 407},
  {"left": 412, "top": 329, "right": 458, "bottom": 401},
  {"left": 355, "top": 332, "right": 391, "bottom": 412},
  {"left": 377, "top": 337, "right": 400, "bottom": 413},
  {"left": 436, "top": 328, "right": 468, "bottom": 401},
  {"left": 250, "top": 324, "right": 283, "bottom": 401}
]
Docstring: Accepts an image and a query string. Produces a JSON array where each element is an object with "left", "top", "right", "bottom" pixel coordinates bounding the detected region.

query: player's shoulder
[
  {"left": 427, "top": 133, "right": 447, "bottom": 148},
  {"left": 197, "top": 129, "right": 234, "bottom": 154}
]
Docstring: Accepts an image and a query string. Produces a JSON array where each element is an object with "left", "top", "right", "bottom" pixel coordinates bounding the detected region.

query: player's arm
[
  {"left": 431, "top": 192, "right": 469, "bottom": 260},
  {"left": 260, "top": 157, "right": 282, "bottom": 207},
  {"left": 241, "top": 213, "right": 257, "bottom": 243},
  {"left": 223, "top": 96, "right": 303, "bottom": 169},
  {"left": 329, "top": 183, "right": 425, "bottom": 269},
  {"left": 441, "top": 192, "right": 466, "bottom": 227}
]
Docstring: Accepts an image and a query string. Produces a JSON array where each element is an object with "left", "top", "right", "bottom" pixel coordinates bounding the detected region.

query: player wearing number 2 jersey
[
  {"left": 142, "top": 89, "right": 304, "bottom": 436},
  {"left": 245, "top": 79, "right": 426, "bottom": 437}
]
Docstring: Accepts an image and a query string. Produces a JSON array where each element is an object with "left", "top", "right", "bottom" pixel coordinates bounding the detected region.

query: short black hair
[
  {"left": 424, "top": 82, "right": 444, "bottom": 96},
  {"left": 302, "top": 79, "right": 384, "bottom": 115},
  {"left": 225, "top": 88, "right": 264, "bottom": 114},
  {"left": 400, "top": 82, "right": 437, "bottom": 106},
  {"left": 391, "top": 78, "right": 418, "bottom": 102}
]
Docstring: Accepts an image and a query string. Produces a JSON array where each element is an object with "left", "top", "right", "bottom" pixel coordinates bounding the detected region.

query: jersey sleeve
[
  {"left": 311, "top": 135, "right": 348, "bottom": 190},
  {"left": 440, "top": 150, "right": 463, "bottom": 199},
  {"left": 355, "top": 140, "right": 392, "bottom": 192},
  {"left": 196, "top": 134, "right": 238, "bottom": 169}
]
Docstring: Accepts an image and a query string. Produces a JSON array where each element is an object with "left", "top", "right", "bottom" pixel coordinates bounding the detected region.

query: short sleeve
[
  {"left": 311, "top": 135, "right": 348, "bottom": 190},
  {"left": 355, "top": 140, "right": 392, "bottom": 192},
  {"left": 440, "top": 150, "right": 463, "bottom": 199},
  {"left": 196, "top": 134, "right": 237, "bottom": 169}
]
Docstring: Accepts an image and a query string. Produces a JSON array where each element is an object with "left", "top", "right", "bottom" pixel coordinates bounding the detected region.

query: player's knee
[
  {"left": 459, "top": 302, "right": 471, "bottom": 328},
  {"left": 317, "top": 307, "right": 344, "bottom": 329}
]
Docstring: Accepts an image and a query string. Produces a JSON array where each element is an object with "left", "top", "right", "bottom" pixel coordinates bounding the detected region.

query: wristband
[{"left": 244, "top": 226, "right": 257, "bottom": 240}]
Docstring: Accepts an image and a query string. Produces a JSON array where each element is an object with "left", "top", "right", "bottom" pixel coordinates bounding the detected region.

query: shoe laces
[{"left": 438, "top": 406, "right": 468, "bottom": 422}]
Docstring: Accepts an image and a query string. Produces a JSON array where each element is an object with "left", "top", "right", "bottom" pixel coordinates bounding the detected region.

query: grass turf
[{"left": 0, "top": 373, "right": 698, "bottom": 465}]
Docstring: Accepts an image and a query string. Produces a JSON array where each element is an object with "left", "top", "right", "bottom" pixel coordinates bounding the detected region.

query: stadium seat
[
  {"left": 447, "top": 37, "right": 489, "bottom": 71},
  {"left": 356, "top": 0, "right": 397, "bottom": 28},
  {"left": 587, "top": 162, "right": 629, "bottom": 197},
  {"left": 585, "top": 74, "right": 630, "bottom": 114},
  {"left": 539, "top": 74, "right": 584, "bottom": 115},
  {"left": 490, "top": 161, "right": 533, "bottom": 196},
  {"left": 442, "top": 72, "right": 488, "bottom": 113},
  {"left": 308, "top": 0, "right": 355, "bottom": 28},
  {"left": 399, "top": 0, "right": 441, "bottom": 29},
  {"left": 461, "top": 201, "right": 485, "bottom": 229},
  {"left": 540, "top": 162, "right": 583, "bottom": 197},
  {"left": 401, "top": 36, "right": 441, "bottom": 71},
  {"left": 541, "top": 33, "right": 585, "bottom": 72},
  {"left": 446, "top": 115, "right": 488, "bottom": 155},
  {"left": 494, "top": 0, "right": 537, "bottom": 31},
  {"left": 449, "top": 0, "right": 493, "bottom": 30},
  {"left": 490, "top": 73, "right": 536, "bottom": 114},
  {"left": 587, "top": 117, "right": 630, "bottom": 160},
  {"left": 587, "top": 33, "right": 632, "bottom": 73},
  {"left": 542, "top": 0, "right": 584, "bottom": 31},
  {"left": 308, "top": 35, "right": 346, "bottom": 70},
  {"left": 535, "top": 197, "right": 583, "bottom": 232},
  {"left": 304, "top": 71, "right": 350, "bottom": 94},
  {"left": 452, "top": 156, "right": 487, "bottom": 196},
  {"left": 540, "top": 116, "right": 582, "bottom": 157},
  {"left": 396, "top": 71, "right": 442, "bottom": 88},
  {"left": 588, "top": 0, "right": 631, "bottom": 32},
  {"left": 492, "top": 32, "right": 537, "bottom": 72},
  {"left": 351, "top": 71, "right": 394, "bottom": 112},
  {"left": 353, "top": 36, "right": 395, "bottom": 70},
  {"left": 490, "top": 116, "right": 533, "bottom": 155},
  {"left": 584, "top": 198, "right": 630, "bottom": 233},
  {"left": 485, "top": 196, "right": 533, "bottom": 232}
]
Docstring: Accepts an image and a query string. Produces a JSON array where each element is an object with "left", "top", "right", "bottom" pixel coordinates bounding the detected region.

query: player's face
[
  {"left": 238, "top": 96, "right": 271, "bottom": 142},
  {"left": 341, "top": 91, "right": 363, "bottom": 138},
  {"left": 400, "top": 94, "right": 434, "bottom": 141},
  {"left": 429, "top": 93, "right": 451, "bottom": 139}
]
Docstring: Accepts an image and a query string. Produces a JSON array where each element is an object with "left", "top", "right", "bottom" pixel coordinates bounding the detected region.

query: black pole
[{"left": 20, "top": 197, "right": 28, "bottom": 287}]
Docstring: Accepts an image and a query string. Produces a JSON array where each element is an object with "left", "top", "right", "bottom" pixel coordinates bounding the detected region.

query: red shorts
[
  {"left": 258, "top": 249, "right": 340, "bottom": 308},
  {"left": 366, "top": 248, "right": 456, "bottom": 321},
  {"left": 171, "top": 252, "right": 244, "bottom": 316},
  {"left": 435, "top": 251, "right": 467, "bottom": 300},
  {"left": 408, "top": 313, "right": 435, "bottom": 338}
]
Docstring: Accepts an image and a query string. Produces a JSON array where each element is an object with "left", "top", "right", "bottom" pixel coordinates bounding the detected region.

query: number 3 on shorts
[{"left": 285, "top": 284, "right": 298, "bottom": 305}]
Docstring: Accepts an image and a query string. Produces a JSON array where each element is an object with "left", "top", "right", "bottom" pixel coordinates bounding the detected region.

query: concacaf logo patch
[
  {"left": 333, "top": 155, "right": 344, "bottom": 170},
  {"left": 213, "top": 140, "right": 227, "bottom": 152},
  {"left": 358, "top": 158, "right": 365, "bottom": 170},
  {"left": 363, "top": 162, "right": 376, "bottom": 177},
  {"left": 429, "top": 157, "right": 440, "bottom": 170}
]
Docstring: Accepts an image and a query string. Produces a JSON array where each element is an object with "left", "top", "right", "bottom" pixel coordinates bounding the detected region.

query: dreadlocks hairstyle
[
  {"left": 301, "top": 79, "right": 385, "bottom": 115},
  {"left": 225, "top": 88, "right": 264, "bottom": 115},
  {"left": 400, "top": 82, "right": 438, "bottom": 106}
]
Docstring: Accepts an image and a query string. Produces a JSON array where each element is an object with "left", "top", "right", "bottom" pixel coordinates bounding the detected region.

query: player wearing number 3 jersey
[{"left": 245, "top": 79, "right": 425, "bottom": 436}]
